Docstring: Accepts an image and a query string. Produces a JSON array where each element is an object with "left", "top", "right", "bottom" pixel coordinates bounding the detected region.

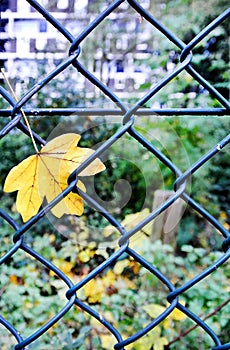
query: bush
[{"left": 0, "top": 209, "right": 229, "bottom": 349}]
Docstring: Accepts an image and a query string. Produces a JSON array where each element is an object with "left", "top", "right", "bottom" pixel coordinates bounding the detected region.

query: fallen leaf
[
  {"left": 121, "top": 208, "right": 151, "bottom": 235},
  {"left": 4, "top": 133, "right": 105, "bottom": 222},
  {"left": 102, "top": 270, "right": 116, "bottom": 288},
  {"left": 153, "top": 335, "right": 168, "bottom": 350},
  {"left": 143, "top": 302, "right": 186, "bottom": 330},
  {"left": 9, "top": 275, "right": 18, "bottom": 285},
  {"left": 143, "top": 303, "right": 165, "bottom": 319},
  {"left": 164, "top": 301, "right": 186, "bottom": 323},
  {"left": 51, "top": 259, "right": 74, "bottom": 277},
  {"left": 78, "top": 249, "right": 91, "bottom": 263},
  {"left": 83, "top": 279, "right": 104, "bottom": 303},
  {"left": 169, "top": 306, "right": 186, "bottom": 321},
  {"left": 133, "top": 336, "right": 152, "bottom": 350},
  {"left": 113, "top": 259, "right": 130, "bottom": 274},
  {"left": 133, "top": 326, "right": 168, "bottom": 350},
  {"left": 100, "top": 334, "right": 116, "bottom": 349}
]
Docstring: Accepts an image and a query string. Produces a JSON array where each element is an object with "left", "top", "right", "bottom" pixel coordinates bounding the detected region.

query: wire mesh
[{"left": 0, "top": 1, "right": 229, "bottom": 349}]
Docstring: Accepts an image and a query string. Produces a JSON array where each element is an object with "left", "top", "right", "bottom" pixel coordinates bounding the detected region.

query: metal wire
[{"left": 0, "top": 1, "right": 229, "bottom": 349}]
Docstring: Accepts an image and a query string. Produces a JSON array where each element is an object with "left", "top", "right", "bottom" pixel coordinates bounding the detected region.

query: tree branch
[{"left": 167, "top": 297, "right": 230, "bottom": 347}]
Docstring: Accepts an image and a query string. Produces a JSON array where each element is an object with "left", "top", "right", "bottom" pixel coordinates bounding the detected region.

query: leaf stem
[{"left": 1, "top": 68, "right": 39, "bottom": 153}]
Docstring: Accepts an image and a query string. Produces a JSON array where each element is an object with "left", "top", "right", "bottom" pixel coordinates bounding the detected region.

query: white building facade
[{"left": 0, "top": 0, "right": 153, "bottom": 99}]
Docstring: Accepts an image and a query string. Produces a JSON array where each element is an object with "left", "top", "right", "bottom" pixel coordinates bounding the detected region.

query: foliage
[
  {"left": 135, "top": 0, "right": 230, "bottom": 108},
  {"left": 0, "top": 1, "right": 229, "bottom": 349},
  {"left": 0, "top": 0, "right": 228, "bottom": 227},
  {"left": 0, "top": 212, "right": 229, "bottom": 349}
]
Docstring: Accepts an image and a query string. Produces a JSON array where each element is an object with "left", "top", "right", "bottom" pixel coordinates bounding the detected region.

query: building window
[
  {"left": 114, "top": 77, "right": 125, "bottom": 90},
  {"left": 8, "top": 0, "right": 17, "bottom": 12},
  {"left": 39, "top": 20, "right": 47, "bottom": 33},
  {"left": 116, "top": 60, "right": 124, "bottom": 73},
  {"left": 0, "top": 19, "right": 8, "bottom": 32},
  {"left": 30, "top": 39, "right": 36, "bottom": 53},
  {"left": 1, "top": 0, "right": 9, "bottom": 12}
]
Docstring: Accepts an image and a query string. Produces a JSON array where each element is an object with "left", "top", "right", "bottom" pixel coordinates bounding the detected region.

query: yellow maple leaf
[{"left": 4, "top": 133, "right": 105, "bottom": 222}]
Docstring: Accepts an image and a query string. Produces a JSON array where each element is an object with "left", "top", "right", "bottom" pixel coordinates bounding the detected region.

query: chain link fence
[{"left": 0, "top": 1, "right": 230, "bottom": 349}]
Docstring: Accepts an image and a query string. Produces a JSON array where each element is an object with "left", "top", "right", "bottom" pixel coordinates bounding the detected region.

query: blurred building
[{"left": 0, "top": 0, "right": 154, "bottom": 98}]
